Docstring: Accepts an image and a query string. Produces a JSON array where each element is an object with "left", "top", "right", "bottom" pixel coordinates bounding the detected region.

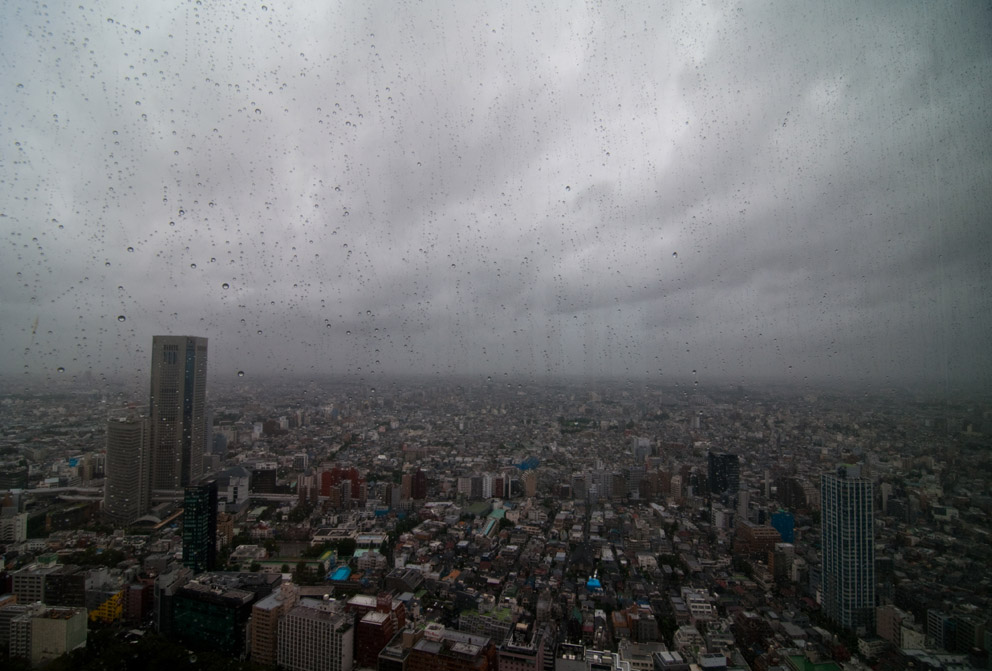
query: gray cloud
[{"left": 1, "top": 0, "right": 990, "bottom": 393}]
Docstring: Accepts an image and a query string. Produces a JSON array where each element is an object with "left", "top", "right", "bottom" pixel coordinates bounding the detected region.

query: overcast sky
[{"left": 2, "top": 1, "right": 990, "bottom": 393}]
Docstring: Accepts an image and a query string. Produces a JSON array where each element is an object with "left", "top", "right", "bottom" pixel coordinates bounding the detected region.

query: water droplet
[
  {"left": 190, "top": 263, "right": 196, "bottom": 269},
  {"left": 672, "top": 252, "right": 678, "bottom": 258},
  {"left": 117, "top": 315, "right": 126, "bottom": 322},
  {"left": 237, "top": 371, "right": 245, "bottom": 377},
  {"left": 126, "top": 246, "right": 134, "bottom": 253},
  {"left": 256, "top": 330, "right": 263, "bottom": 335},
  {"left": 56, "top": 367, "right": 65, "bottom": 373},
  {"left": 255, "top": 108, "right": 262, "bottom": 115},
  {"left": 222, "top": 283, "right": 230, "bottom": 290},
  {"left": 565, "top": 185, "right": 571, "bottom": 191}
]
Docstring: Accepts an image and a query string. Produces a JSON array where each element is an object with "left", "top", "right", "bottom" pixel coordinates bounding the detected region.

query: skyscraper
[
  {"left": 821, "top": 464, "right": 875, "bottom": 632},
  {"left": 707, "top": 451, "right": 740, "bottom": 495},
  {"left": 182, "top": 479, "right": 217, "bottom": 574},
  {"left": 149, "top": 335, "right": 208, "bottom": 490},
  {"left": 103, "top": 410, "right": 151, "bottom": 526}
]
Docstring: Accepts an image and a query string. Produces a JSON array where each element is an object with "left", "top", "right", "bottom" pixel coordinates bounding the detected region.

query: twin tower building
[{"left": 103, "top": 336, "right": 208, "bottom": 526}]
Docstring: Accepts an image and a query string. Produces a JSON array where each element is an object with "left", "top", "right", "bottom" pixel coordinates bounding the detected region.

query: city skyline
[{"left": 0, "top": 354, "right": 989, "bottom": 668}]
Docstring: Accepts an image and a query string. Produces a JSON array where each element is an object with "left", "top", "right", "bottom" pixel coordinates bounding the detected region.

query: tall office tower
[
  {"left": 103, "top": 410, "right": 151, "bottom": 526},
  {"left": 708, "top": 451, "right": 740, "bottom": 495},
  {"left": 182, "top": 480, "right": 217, "bottom": 574},
  {"left": 149, "top": 335, "right": 208, "bottom": 490},
  {"left": 821, "top": 465, "right": 875, "bottom": 632}
]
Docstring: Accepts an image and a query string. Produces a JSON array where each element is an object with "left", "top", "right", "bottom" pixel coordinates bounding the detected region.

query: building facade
[
  {"left": 250, "top": 583, "right": 300, "bottom": 666},
  {"left": 149, "top": 335, "right": 208, "bottom": 490},
  {"left": 820, "top": 465, "right": 875, "bottom": 632},
  {"left": 278, "top": 600, "right": 355, "bottom": 671},
  {"left": 25, "top": 606, "right": 87, "bottom": 667},
  {"left": 103, "top": 410, "right": 151, "bottom": 525}
]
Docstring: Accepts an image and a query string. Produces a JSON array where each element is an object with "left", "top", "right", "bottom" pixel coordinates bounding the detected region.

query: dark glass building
[
  {"left": 707, "top": 451, "right": 740, "bottom": 495},
  {"left": 182, "top": 480, "right": 218, "bottom": 574}
]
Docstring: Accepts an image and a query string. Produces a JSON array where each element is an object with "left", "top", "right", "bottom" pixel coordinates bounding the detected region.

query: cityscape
[
  {"left": 2, "top": 1, "right": 991, "bottom": 670},
  {"left": 0, "top": 335, "right": 989, "bottom": 670}
]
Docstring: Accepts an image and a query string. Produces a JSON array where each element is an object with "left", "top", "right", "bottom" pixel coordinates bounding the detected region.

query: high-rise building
[
  {"left": 182, "top": 480, "right": 217, "bottom": 573},
  {"left": 707, "top": 452, "right": 739, "bottom": 495},
  {"left": 149, "top": 335, "right": 208, "bottom": 490},
  {"left": 103, "top": 410, "right": 151, "bottom": 526},
  {"left": 821, "top": 465, "right": 875, "bottom": 632}
]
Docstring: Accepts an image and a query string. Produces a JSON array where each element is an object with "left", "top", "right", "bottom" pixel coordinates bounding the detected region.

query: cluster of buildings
[{"left": 0, "top": 337, "right": 989, "bottom": 669}]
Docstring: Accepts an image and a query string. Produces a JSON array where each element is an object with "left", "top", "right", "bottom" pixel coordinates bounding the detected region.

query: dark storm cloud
[{"left": 1, "top": 1, "right": 990, "bottom": 391}]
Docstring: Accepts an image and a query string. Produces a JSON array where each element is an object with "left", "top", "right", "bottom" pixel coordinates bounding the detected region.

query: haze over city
[{"left": 2, "top": 1, "right": 990, "bottom": 392}]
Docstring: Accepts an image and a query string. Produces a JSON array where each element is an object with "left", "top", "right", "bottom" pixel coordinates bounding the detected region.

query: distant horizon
[{"left": 4, "top": 367, "right": 987, "bottom": 403}]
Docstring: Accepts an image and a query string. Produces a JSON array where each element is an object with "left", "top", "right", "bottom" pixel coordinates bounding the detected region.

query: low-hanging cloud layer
[{"left": 2, "top": 1, "right": 990, "bottom": 392}]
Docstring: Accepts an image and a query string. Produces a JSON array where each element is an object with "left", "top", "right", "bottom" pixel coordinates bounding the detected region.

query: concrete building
[
  {"left": 523, "top": 471, "right": 537, "bottom": 498},
  {"left": 821, "top": 465, "right": 875, "bottom": 632},
  {"left": 28, "top": 606, "right": 88, "bottom": 666},
  {"left": 250, "top": 583, "right": 299, "bottom": 666},
  {"left": 278, "top": 599, "right": 354, "bottom": 671},
  {"left": 356, "top": 610, "right": 397, "bottom": 668},
  {"left": 733, "top": 521, "right": 782, "bottom": 558},
  {"left": 103, "top": 410, "right": 151, "bottom": 525},
  {"left": 498, "top": 620, "right": 545, "bottom": 671},
  {"left": 406, "top": 624, "right": 496, "bottom": 671},
  {"left": 0, "top": 495, "right": 28, "bottom": 543},
  {"left": 11, "top": 564, "right": 56, "bottom": 605}
]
